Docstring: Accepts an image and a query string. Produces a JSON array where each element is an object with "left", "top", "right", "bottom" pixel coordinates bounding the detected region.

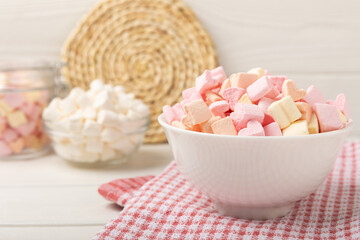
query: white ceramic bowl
[{"left": 158, "top": 114, "right": 352, "bottom": 219}]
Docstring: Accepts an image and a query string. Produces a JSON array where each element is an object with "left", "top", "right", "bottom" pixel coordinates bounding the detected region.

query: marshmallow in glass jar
[
  {"left": 43, "top": 79, "right": 149, "bottom": 166},
  {"left": 0, "top": 61, "right": 62, "bottom": 159}
]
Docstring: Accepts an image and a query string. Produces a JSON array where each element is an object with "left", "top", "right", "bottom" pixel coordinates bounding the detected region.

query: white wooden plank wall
[{"left": 0, "top": 0, "right": 359, "bottom": 135}]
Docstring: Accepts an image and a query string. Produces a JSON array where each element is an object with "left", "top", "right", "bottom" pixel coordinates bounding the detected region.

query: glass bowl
[
  {"left": 0, "top": 61, "right": 66, "bottom": 160},
  {"left": 44, "top": 116, "right": 149, "bottom": 167}
]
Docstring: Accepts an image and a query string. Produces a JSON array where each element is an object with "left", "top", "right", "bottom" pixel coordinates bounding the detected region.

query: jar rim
[
  {"left": 0, "top": 60, "right": 67, "bottom": 93},
  {"left": 0, "top": 60, "right": 65, "bottom": 72}
]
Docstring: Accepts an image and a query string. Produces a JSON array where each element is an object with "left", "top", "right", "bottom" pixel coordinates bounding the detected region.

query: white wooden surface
[
  {"left": 0, "top": 0, "right": 360, "bottom": 239},
  {"left": 0, "top": 145, "right": 173, "bottom": 240}
]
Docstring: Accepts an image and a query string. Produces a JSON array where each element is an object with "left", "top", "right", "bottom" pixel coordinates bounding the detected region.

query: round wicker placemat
[{"left": 61, "top": 0, "right": 218, "bottom": 142}]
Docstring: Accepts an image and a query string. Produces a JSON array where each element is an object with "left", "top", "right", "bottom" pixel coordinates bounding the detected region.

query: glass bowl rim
[{"left": 43, "top": 115, "right": 150, "bottom": 137}]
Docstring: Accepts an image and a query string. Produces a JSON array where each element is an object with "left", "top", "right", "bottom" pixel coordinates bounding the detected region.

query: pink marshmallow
[
  {"left": 0, "top": 123, "right": 5, "bottom": 135},
  {"left": 180, "top": 99, "right": 192, "bottom": 108},
  {"left": 262, "top": 113, "right": 275, "bottom": 126},
  {"left": 210, "top": 66, "right": 226, "bottom": 84},
  {"left": 20, "top": 102, "right": 35, "bottom": 117},
  {"left": 247, "top": 76, "right": 274, "bottom": 102},
  {"left": 222, "top": 87, "right": 246, "bottom": 111},
  {"left": 275, "top": 94, "right": 283, "bottom": 100},
  {"left": 191, "top": 92, "right": 203, "bottom": 101},
  {"left": 30, "top": 104, "right": 42, "bottom": 121},
  {"left": 182, "top": 88, "right": 197, "bottom": 100},
  {"left": 231, "top": 103, "right": 264, "bottom": 131},
  {"left": 0, "top": 116, "right": 5, "bottom": 124},
  {"left": 238, "top": 120, "right": 265, "bottom": 136},
  {"left": 314, "top": 103, "right": 343, "bottom": 133},
  {"left": 212, "top": 87, "right": 221, "bottom": 94},
  {"left": 264, "top": 122, "right": 282, "bottom": 136},
  {"left": 205, "top": 91, "right": 223, "bottom": 103},
  {"left": 163, "top": 105, "right": 180, "bottom": 124},
  {"left": 211, "top": 117, "right": 237, "bottom": 136},
  {"left": 182, "top": 99, "right": 212, "bottom": 125},
  {"left": 0, "top": 140, "right": 12, "bottom": 157},
  {"left": 195, "top": 70, "right": 218, "bottom": 94},
  {"left": 264, "top": 86, "right": 280, "bottom": 99},
  {"left": 327, "top": 93, "right": 350, "bottom": 119},
  {"left": 257, "top": 97, "right": 274, "bottom": 113},
  {"left": 303, "top": 85, "right": 326, "bottom": 108},
  {"left": 209, "top": 100, "right": 229, "bottom": 118},
  {"left": 268, "top": 76, "right": 286, "bottom": 93},
  {"left": 15, "top": 121, "right": 37, "bottom": 137},
  {"left": 230, "top": 73, "right": 258, "bottom": 89},
  {"left": 172, "top": 103, "right": 186, "bottom": 119},
  {"left": 3, "top": 93, "right": 25, "bottom": 109},
  {"left": 2, "top": 129, "right": 18, "bottom": 143}
]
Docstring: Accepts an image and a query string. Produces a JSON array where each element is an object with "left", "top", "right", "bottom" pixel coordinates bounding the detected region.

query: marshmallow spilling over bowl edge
[{"left": 163, "top": 67, "right": 350, "bottom": 137}]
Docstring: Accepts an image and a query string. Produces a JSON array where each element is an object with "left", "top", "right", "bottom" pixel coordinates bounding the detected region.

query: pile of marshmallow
[
  {"left": 0, "top": 90, "right": 50, "bottom": 157},
  {"left": 163, "top": 67, "right": 350, "bottom": 136},
  {"left": 43, "top": 79, "right": 149, "bottom": 163}
]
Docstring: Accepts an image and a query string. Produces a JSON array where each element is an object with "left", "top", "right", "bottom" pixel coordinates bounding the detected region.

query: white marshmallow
[
  {"left": 101, "top": 127, "right": 122, "bottom": 142},
  {"left": 47, "top": 97, "right": 61, "bottom": 110},
  {"left": 127, "top": 109, "right": 142, "bottom": 120},
  {"left": 121, "top": 111, "right": 148, "bottom": 131},
  {"left": 67, "top": 110, "right": 84, "bottom": 132},
  {"left": 69, "top": 135, "right": 84, "bottom": 145},
  {"left": 105, "top": 84, "right": 115, "bottom": 91},
  {"left": 90, "top": 79, "right": 104, "bottom": 93},
  {"left": 127, "top": 93, "right": 135, "bottom": 100},
  {"left": 82, "top": 119, "right": 102, "bottom": 137},
  {"left": 76, "top": 93, "right": 92, "bottom": 109},
  {"left": 85, "top": 91, "right": 96, "bottom": 101},
  {"left": 135, "top": 103, "right": 150, "bottom": 116},
  {"left": 111, "top": 138, "right": 134, "bottom": 154},
  {"left": 47, "top": 118, "right": 68, "bottom": 132},
  {"left": 68, "top": 87, "right": 85, "bottom": 101},
  {"left": 43, "top": 105, "right": 62, "bottom": 121},
  {"left": 43, "top": 98, "right": 62, "bottom": 121},
  {"left": 53, "top": 143, "right": 85, "bottom": 160},
  {"left": 82, "top": 107, "right": 97, "bottom": 120},
  {"left": 59, "top": 97, "right": 77, "bottom": 116},
  {"left": 85, "top": 139, "right": 103, "bottom": 153},
  {"left": 114, "top": 85, "right": 125, "bottom": 93},
  {"left": 53, "top": 144, "right": 71, "bottom": 159},
  {"left": 50, "top": 134, "right": 70, "bottom": 144},
  {"left": 93, "top": 90, "right": 114, "bottom": 110},
  {"left": 97, "top": 109, "right": 121, "bottom": 127}
]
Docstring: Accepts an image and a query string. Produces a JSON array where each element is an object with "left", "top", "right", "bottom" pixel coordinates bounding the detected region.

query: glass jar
[{"left": 0, "top": 61, "right": 66, "bottom": 159}]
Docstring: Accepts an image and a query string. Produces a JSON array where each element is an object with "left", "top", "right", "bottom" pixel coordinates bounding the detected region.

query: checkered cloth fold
[{"left": 94, "top": 141, "right": 360, "bottom": 240}]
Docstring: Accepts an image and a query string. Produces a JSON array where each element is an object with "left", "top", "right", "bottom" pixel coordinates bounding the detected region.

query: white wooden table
[{"left": 0, "top": 144, "right": 173, "bottom": 240}]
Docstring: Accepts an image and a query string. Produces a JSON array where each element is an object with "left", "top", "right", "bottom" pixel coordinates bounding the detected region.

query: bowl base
[
  {"left": 215, "top": 202, "right": 293, "bottom": 220},
  {"left": 63, "top": 157, "right": 129, "bottom": 168}
]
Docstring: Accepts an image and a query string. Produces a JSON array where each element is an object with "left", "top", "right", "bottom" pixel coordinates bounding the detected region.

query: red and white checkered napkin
[{"left": 94, "top": 141, "right": 360, "bottom": 240}]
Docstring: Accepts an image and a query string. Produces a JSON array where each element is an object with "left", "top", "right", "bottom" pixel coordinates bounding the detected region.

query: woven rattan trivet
[{"left": 61, "top": 0, "right": 218, "bottom": 142}]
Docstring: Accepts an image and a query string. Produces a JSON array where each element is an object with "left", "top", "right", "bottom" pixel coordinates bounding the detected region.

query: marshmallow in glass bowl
[{"left": 43, "top": 79, "right": 149, "bottom": 166}]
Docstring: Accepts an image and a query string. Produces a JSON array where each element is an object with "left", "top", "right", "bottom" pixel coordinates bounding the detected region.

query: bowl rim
[
  {"left": 44, "top": 115, "right": 150, "bottom": 137},
  {"left": 158, "top": 114, "right": 353, "bottom": 140}
]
